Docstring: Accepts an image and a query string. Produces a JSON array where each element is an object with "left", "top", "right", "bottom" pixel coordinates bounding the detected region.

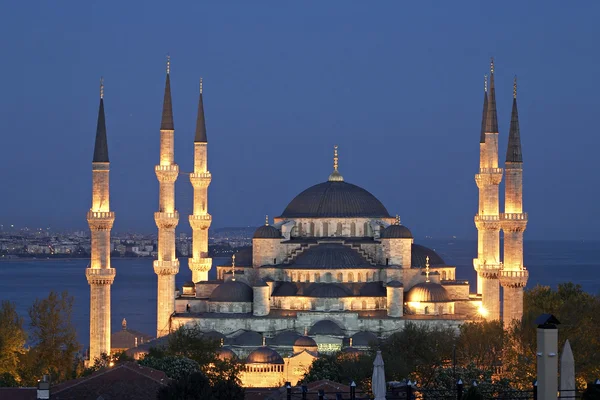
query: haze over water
[{"left": 1, "top": 239, "right": 597, "bottom": 347}]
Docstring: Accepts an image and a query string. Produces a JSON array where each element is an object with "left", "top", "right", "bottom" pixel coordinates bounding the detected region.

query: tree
[
  {"left": 456, "top": 320, "right": 503, "bottom": 371},
  {"left": 139, "top": 355, "right": 200, "bottom": 381},
  {"left": 157, "top": 371, "right": 213, "bottom": 400},
  {"left": 379, "top": 322, "right": 457, "bottom": 386},
  {"left": 27, "top": 291, "right": 78, "bottom": 383},
  {"left": 0, "top": 372, "right": 19, "bottom": 387},
  {"left": 0, "top": 300, "right": 27, "bottom": 380}
]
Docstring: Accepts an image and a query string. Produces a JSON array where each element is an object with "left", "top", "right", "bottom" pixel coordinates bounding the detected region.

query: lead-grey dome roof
[
  {"left": 246, "top": 347, "right": 284, "bottom": 364},
  {"left": 381, "top": 224, "right": 413, "bottom": 239},
  {"left": 253, "top": 225, "right": 282, "bottom": 239},
  {"left": 209, "top": 281, "right": 253, "bottom": 302},
  {"left": 306, "top": 283, "right": 352, "bottom": 298},
  {"left": 411, "top": 244, "right": 446, "bottom": 267},
  {"left": 309, "top": 320, "right": 344, "bottom": 336},
  {"left": 279, "top": 181, "right": 391, "bottom": 218},
  {"left": 406, "top": 282, "right": 451, "bottom": 302}
]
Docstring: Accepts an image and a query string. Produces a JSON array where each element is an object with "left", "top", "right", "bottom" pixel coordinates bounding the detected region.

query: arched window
[
  {"left": 325, "top": 272, "right": 332, "bottom": 283},
  {"left": 363, "top": 222, "right": 369, "bottom": 236},
  {"left": 336, "top": 222, "right": 342, "bottom": 236},
  {"left": 351, "top": 301, "right": 356, "bottom": 310},
  {"left": 350, "top": 222, "right": 356, "bottom": 237},
  {"left": 339, "top": 301, "right": 344, "bottom": 310},
  {"left": 358, "top": 273, "right": 363, "bottom": 282},
  {"left": 373, "top": 271, "right": 378, "bottom": 282},
  {"left": 315, "top": 273, "right": 321, "bottom": 283},
  {"left": 310, "top": 222, "right": 315, "bottom": 236},
  {"left": 366, "top": 272, "right": 371, "bottom": 282},
  {"left": 297, "top": 223, "right": 303, "bottom": 236},
  {"left": 362, "top": 300, "right": 367, "bottom": 310},
  {"left": 291, "top": 272, "right": 296, "bottom": 282},
  {"left": 348, "top": 272, "right": 354, "bottom": 282},
  {"left": 323, "top": 223, "right": 329, "bottom": 237},
  {"left": 337, "top": 272, "right": 343, "bottom": 282},
  {"left": 424, "top": 306, "right": 429, "bottom": 315},
  {"left": 442, "top": 271, "right": 447, "bottom": 280}
]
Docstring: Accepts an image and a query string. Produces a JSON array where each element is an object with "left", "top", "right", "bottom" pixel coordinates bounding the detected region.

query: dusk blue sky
[{"left": 1, "top": 1, "right": 598, "bottom": 240}]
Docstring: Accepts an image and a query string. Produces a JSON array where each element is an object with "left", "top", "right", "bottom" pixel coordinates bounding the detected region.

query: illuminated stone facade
[
  {"left": 87, "top": 80, "right": 116, "bottom": 362},
  {"left": 154, "top": 58, "right": 180, "bottom": 337}
]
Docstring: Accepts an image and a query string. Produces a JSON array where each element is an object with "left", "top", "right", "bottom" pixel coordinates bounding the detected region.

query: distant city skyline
[{"left": 1, "top": 2, "right": 599, "bottom": 240}]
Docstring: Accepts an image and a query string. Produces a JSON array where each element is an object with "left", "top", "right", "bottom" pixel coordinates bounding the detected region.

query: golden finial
[
  {"left": 231, "top": 254, "right": 236, "bottom": 281},
  {"left": 349, "top": 337, "right": 353, "bottom": 347},
  {"left": 334, "top": 145, "right": 339, "bottom": 171},
  {"left": 490, "top": 57, "right": 494, "bottom": 74},
  {"left": 262, "top": 336, "right": 266, "bottom": 346},
  {"left": 122, "top": 318, "right": 126, "bottom": 330},
  {"left": 265, "top": 215, "right": 269, "bottom": 226},
  {"left": 166, "top": 55, "right": 170, "bottom": 74},
  {"left": 513, "top": 76, "right": 517, "bottom": 99},
  {"left": 100, "top": 77, "right": 104, "bottom": 99},
  {"left": 484, "top": 74, "right": 488, "bottom": 93},
  {"left": 200, "top": 77, "right": 203, "bottom": 94},
  {"left": 220, "top": 338, "right": 224, "bottom": 347},
  {"left": 395, "top": 215, "right": 400, "bottom": 225},
  {"left": 328, "top": 145, "right": 344, "bottom": 182},
  {"left": 304, "top": 326, "right": 308, "bottom": 336},
  {"left": 425, "top": 256, "right": 430, "bottom": 283}
]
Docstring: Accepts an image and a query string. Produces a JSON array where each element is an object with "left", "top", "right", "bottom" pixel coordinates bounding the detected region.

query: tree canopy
[{"left": 0, "top": 301, "right": 27, "bottom": 384}]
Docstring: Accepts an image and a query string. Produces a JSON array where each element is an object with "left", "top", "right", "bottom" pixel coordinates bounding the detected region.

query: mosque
[{"left": 86, "top": 58, "right": 528, "bottom": 386}]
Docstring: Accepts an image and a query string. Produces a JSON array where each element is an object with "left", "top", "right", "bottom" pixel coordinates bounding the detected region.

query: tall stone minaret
[
  {"left": 500, "top": 77, "right": 528, "bottom": 324},
  {"left": 474, "top": 58, "right": 502, "bottom": 320},
  {"left": 189, "top": 78, "right": 212, "bottom": 283},
  {"left": 86, "top": 78, "right": 115, "bottom": 361},
  {"left": 154, "top": 57, "right": 180, "bottom": 337}
]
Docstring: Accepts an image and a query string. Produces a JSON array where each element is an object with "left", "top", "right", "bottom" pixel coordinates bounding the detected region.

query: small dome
[
  {"left": 253, "top": 225, "right": 282, "bottom": 239},
  {"left": 406, "top": 282, "right": 451, "bottom": 302},
  {"left": 182, "top": 281, "right": 195, "bottom": 288},
  {"left": 209, "top": 281, "right": 253, "bottom": 302},
  {"left": 272, "top": 330, "right": 301, "bottom": 346},
  {"left": 381, "top": 224, "right": 413, "bottom": 239},
  {"left": 273, "top": 282, "right": 298, "bottom": 296},
  {"left": 309, "top": 320, "right": 344, "bottom": 336},
  {"left": 234, "top": 331, "right": 263, "bottom": 346},
  {"left": 411, "top": 244, "right": 446, "bottom": 267},
  {"left": 307, "top": 283, "right": 351, "bottom": 298},
  {"left": 351, "top": 331, "right": 378, "bottom": 347},
  {"left": 246, "top": 347, "right": 284, "bottom": 365},
  {"left": 216, "top": 347, "right": 237, "bottom": 361},
  {"left": 294, "top": 335, "right": 318, "bottom": 349}
]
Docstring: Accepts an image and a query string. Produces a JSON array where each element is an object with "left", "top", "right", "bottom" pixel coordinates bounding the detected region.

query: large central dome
[{"left": 279, "top": 181, "right": 391, "bottom": 218}]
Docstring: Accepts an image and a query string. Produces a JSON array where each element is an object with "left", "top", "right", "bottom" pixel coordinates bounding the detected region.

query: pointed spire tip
[
  {"left": 199, "top": 77, "right": 203, "bottom": 94},
  {"left": 166, "top": 54, "right": 170, "bottom": 75},
  {"left": 490, "top": 57, "right": 494, "bottom": 74},
  {"left": 100, "top": 77, "right": 104, "bottom": 99},
  {"left": 513, "top": 76, "right": 517, "bottom": 99}
]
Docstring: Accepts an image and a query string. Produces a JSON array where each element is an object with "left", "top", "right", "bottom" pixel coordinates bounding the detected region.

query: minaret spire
[
  {"left": 485, "top": 58, "right": 499, "bottom": 134},
  {"left": 506, "top": 76, "right": 522, "bottom": 163},
  {"left": 194, "top": 77, "right": 207, "bottom": 143},
  {"left": 93, "top": 77, "right": 109, "bottom": 163},
  {"left": 479, "top": 75, "right": 488, "bottom": 143},
  {"left": 161, "top": 55, "right": 174, "bottom": 131}
]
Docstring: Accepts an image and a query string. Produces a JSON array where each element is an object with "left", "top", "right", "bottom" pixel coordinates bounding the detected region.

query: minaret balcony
[
  {"left": 87, "top": 211, "right": 115, "bottom": 231},
  {"left": 500, "top": 213, "right": 528, "bottom": 221},
  {"left": 190, "top": 172, "right": 212, "bottom": 188},
  {"left": 474, "top": 215, "right": 501, "bottom": 230},
  {"left": 189, "top": 214, "right": 212, "bottom": 230},
  {"left": 153, "top": 260, "right": 180, "bottom": 275},
  {"left": 154, "top": 212, "right": 179, "bottom": 229},
  {"left": 473, "top": 259, "right": 501, "bottom": 279},
  {"left": 475, "top": 168, "right": 503, "bottom": 187},
  {"left": 86, "top": 267, "right": 116, "bottom": 285},
  {"left": 189, "top": 258, "right": 212, "bottom": 273},
  {"left": 499, "top": 268, "right": 529, "bottom": 288},
  {"left": 155, "top": 165, "right": 179, "bottom": 183}
]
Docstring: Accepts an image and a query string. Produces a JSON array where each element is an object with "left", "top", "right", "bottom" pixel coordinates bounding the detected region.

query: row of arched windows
[
  {"left": 273, "top": 299, "right": 383, "bottom": 311},
  {"left": 292, "top": 221, "right": 372, "bottom": 238},
  {"left": 245, "top": 365, "right": 284, "bottom": 372},
  {"left": 288, "top": 271, "right": 379, "bottom": 283}
]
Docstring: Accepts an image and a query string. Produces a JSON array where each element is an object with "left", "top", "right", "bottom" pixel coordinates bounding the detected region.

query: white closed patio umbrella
[
  {"left": 560, "top": 340, "right": 575, "bottom": 398},
  {"left": 372, "top": 350, "right": 386, "bottom": 400}
]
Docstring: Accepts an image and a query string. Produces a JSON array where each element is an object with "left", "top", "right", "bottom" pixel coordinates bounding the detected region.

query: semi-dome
[
  {"left": 289, "top": 244, "right": 372, "bottom": 269},
  {"left": 309, "top": 320, "right": 344, "bottom": 336},
  {"left": 209, "top": 281, "right": 253, "bottom": 302},
  {"left": 381, "top": 224, "right": 413, "bottom": 239},
  {"left": 307, "top": 283, "right": 352, "bottom": 298},
  {"left": 279, "top": 181, "right": 391, "bottom": 219},
  {"left": 272, "top": 330, "right": 301, "bottom": 346},
  {"left": 351, "top": 331, "right": 379, "bottom": 347},
  {"left": 406, "top": 282, "right": 451, "bottom": 302},
  {"left": 246, "top": 347, "right": 285, "bottom": 365},
  {"left": 253, "top": 225, "right": 282, "bottom": 239},
  {"left": 182, "top": 281, "right": 195, "bottom": 288},
  {"left": 411, "top": 244, "right": 446, "bottom": 267}
]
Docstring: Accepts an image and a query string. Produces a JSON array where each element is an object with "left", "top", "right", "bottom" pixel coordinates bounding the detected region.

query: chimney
[
  {"left": 37, "top": 375, "right": 50, "bottom": 400},
  {"left": 535, "top": 314, "right": 561, "bottom": 400}
]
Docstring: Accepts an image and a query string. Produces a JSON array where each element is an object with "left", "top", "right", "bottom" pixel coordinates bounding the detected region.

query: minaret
[
  {"left": 500, "top": 77, "right": 528, "bottom": 324},
  {"left": 473, "top": 58, "right": 502, "bottom": 320},
  {"left": 154, "top": 56, "right": 180, "bottom": 337},
  {"left": 189, "top": 77, "right": 212, "bottom": 283},
  {"left": 86, "top": 78, "right": 116, "bottom": 361}
]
